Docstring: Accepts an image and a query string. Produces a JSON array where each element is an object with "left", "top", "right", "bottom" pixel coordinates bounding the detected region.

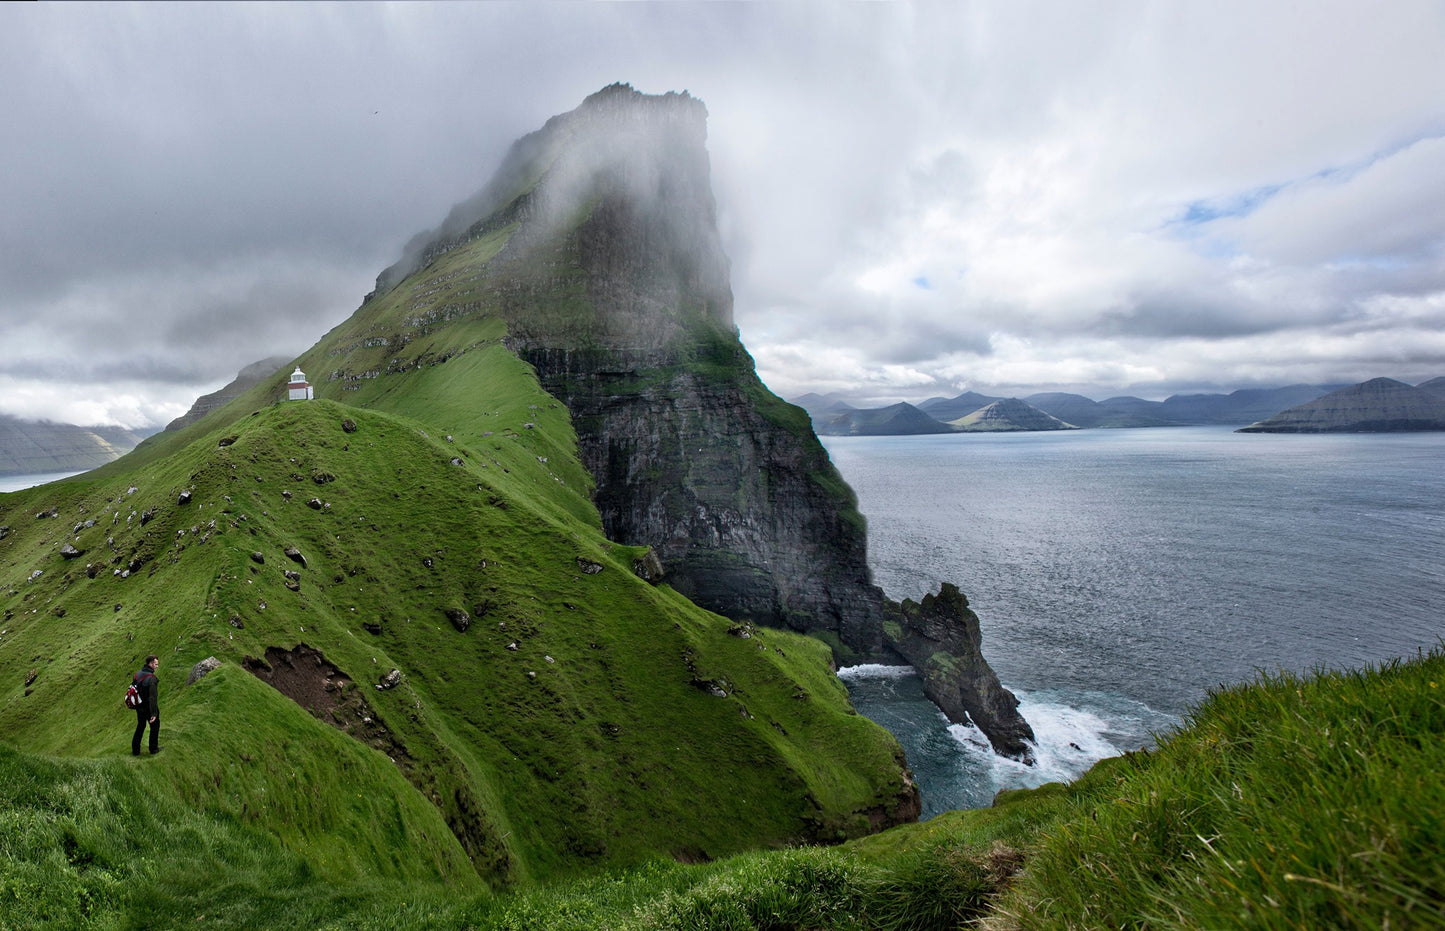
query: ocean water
[
  {"left": 0, "top": 471, "right": 85, "bottom": 493},
  {"left": 824, "top": 426, "right": 1445, "bottom": 816}
]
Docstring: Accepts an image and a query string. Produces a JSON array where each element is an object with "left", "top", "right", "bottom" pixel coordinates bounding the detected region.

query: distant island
[
  {"left": 794, "top": 377, "right": 1445, "bottom": 436},
  {"left": 1237, "top": 377, "right": 1445, "bottom": 433}
]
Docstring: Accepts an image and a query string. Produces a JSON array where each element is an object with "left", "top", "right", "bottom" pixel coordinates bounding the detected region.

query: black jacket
[{"left": 133, "top": 668, "right": 158, "bottom": 717}]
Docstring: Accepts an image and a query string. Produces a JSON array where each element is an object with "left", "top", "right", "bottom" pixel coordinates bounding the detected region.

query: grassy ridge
[
  {"left": 4, "top": 648, "right": 1438, "bottom": 927},
  {"left": 0, "top": 211, "right": 917, "bottom": 894},
  {"left": 0, "top": 395, "right": 913, "bottom": 888}
]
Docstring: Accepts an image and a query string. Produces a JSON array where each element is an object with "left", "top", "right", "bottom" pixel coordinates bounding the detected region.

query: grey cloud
[{"left": 3, "top": 1, "right": 1445, "bottom": 425}]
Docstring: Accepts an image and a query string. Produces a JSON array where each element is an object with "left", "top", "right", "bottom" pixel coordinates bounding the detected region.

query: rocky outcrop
[
  {"left": 186, "top": 656, "right": 222, "bottom": 685},
  {"left": 1238, "top": 377, "right": 1445, "bottom": 433},
  {"left": 887, "top": 586, "right": 1034, "bottom": 762},
  {"left": 381, "top": 84, "right": 1033, "bottom": 757}
]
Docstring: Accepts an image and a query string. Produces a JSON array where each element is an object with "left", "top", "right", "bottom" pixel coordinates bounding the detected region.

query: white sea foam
[
  {"left": 945, "top": 689, "right": 1177, "bottom": 797},
  {"left": 836, "top": 663, "right": 917, "bottom": 681}
]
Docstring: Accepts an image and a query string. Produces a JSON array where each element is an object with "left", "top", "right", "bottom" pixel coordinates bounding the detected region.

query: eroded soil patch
[{"left": 243, "top": 643, "right": 412, "bottom": 768}]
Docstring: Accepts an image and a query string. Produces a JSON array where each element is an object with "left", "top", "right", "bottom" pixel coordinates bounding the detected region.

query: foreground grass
[
  {"left": 4, "top": 648, "right": 1440, "bottom": 929},
  {"left": 996, "top": 648, "right": 1445, "bottom": 930}
]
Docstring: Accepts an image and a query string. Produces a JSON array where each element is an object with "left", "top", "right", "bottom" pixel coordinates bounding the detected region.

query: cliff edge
[{"left": 378, "top": 84, "right": 1033, "bottom": 759}]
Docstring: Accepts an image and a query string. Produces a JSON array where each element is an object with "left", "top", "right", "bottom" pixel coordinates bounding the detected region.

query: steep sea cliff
[{"left": 371, "top": 84, "right": 1034, "bottom": 758}]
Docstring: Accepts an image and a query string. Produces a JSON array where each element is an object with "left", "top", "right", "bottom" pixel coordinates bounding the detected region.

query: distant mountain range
[
  {"left": 1238, "top": 377, "right": 1445, "bottom": 433},
  {"left": 0, "top": 415, "right": 149, "bottom": 476},
  {"left": 795, "top": 378, "right": 1445, "bottom": 435}
]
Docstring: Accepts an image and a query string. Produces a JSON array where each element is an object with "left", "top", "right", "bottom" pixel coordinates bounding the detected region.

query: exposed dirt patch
[{"left": 243, "top": 643, "right": 412, "bottom": 769}]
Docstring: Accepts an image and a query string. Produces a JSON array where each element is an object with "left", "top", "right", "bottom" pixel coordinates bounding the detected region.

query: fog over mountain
[{"left": 4, "top": 2, "right": 1444, "bottom": 428}]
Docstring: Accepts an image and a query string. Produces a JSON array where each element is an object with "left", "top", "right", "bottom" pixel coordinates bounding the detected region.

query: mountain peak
[
  {"left": 1239, "top": 376, "right": 1445, "bottom": 432},
  {"left": 373, "top": 84, "right": 722, "bottom": 330}
]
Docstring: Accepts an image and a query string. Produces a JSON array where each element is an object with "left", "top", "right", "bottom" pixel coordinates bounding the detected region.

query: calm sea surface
[
  {"left": 0, "top": 471, "right": 85, "bottom": 493},
  {"left": 825, "top": 426, "right": 1445, "bottom": 815}
]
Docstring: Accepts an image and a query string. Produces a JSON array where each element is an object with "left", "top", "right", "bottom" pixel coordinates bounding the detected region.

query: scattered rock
[
  {"left": 362, "top": 621, "right": 382, "bottom": 635},
  {"left": 0, "top": 526, "right": 9, "bottom": 540},
  {"left": 306, "top": 498, "right": 324, "bottom": 510},
  {"left": 140, "top": 509, "right": 154, "bottom": 526},
  {"left": 726, "top": 623, "right": 753, "bottom": 639},
  {"left": 444, "top": 607, "right": 470, "bottom": 632},
  {"left": 506, "top": 642, "right": 519, "bottom": 652},
  {"left": 34, "top": 508, "right": 57, "bottom": 520},
  {"left": 450, "top": 457, "right": 464, "bottom": 467},
  {"left": 284, "top": 547, "right": 307, "bottom": 568},
  {"left": 228, "top": 615, "right": 244, "bottom": 629},
  {"left": 178, "top": 490, "right": 192, "bottom": 505},
  {"left": 341, "top": 418, "right": 357, "bottom": 434},
  {"left": 218, "top": 435, "right": 238, "bottom": 447},
  {"left": 692, "top": 678, "right": 728, "bottom": 698},
  {"left": 187, "top": 656, "right": 222, "bottom": 685},
  {"left": 376, "top": 668, "right": 402, "bottom": 690},
  {"left": 60, "top": 544, "right": 83, "bottom": 560},
  {"left": 312, "top": 470, "right": 335, "bottom": 484},
  {"left": 576, "top": 558, "right": 604, "bottom": 575},
  {"left": 25, "top": 668, "right": 37, "bottom": 687},
  {"left": 250, "top": 552, "right": 265, "bottom": 564},
  {"left": 632, "top": 549, "right": 665, "bottom": 584},
  {"left": 282, "top": 490, "right": 293, "bottom": 500}
]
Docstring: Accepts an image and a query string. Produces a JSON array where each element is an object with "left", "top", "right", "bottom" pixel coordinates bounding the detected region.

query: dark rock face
[
  {"left": 887, "top": 585, "right": 1035, "bottom": 762},
  {"left": 528, "top": 354, "right": 886, "bottom": 650}
]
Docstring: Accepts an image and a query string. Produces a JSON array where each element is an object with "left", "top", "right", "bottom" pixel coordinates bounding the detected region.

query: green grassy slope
[
  {"left": 0, "top": 216, "right": 914, "bottom": 897},
  {"left": 4, "top": 648, "right": 1437, "bottom": 928}
]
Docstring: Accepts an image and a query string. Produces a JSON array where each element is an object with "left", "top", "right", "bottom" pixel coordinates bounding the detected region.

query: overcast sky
[{"left": 4, "top": 2, "right": 1444, "bottom": 428}]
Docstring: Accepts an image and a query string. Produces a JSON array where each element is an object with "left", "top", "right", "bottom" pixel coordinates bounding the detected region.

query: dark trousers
[{"left": 132, "top": 710, "right": 159, "bottom": 754}]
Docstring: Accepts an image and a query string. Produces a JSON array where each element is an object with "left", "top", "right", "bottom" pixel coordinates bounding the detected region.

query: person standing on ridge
[{"left": 131, "top": 655, "right": 161, "bottom": 756}]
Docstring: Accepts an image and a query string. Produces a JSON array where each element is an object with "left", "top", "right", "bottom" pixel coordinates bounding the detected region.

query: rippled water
[
  {"left": 0, "top": 471, "right": 85, "bottom": 493},
  {"left": 825, "top": 427, "right": 1445, "bottom": 814}
]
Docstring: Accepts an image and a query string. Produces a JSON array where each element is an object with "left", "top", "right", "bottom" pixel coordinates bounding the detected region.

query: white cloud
[{"left": 3, "top": 0, "right": 1445, "bottom": 424}]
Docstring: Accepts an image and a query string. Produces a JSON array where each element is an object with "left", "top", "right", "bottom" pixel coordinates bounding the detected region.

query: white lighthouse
[{"left": 287, "top": 367, "right": 313, "bottom": 401}]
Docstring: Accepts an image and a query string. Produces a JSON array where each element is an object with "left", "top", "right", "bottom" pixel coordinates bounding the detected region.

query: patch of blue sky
[
  {"left": 912, "top": 276, "right": 933, "bottom": 290},
  {"left": 1175, "top": 182, "right": 1285, "bottom": 227},
  {"left": 1170, "top": 129, "right": 1444, "bottom": 236}
]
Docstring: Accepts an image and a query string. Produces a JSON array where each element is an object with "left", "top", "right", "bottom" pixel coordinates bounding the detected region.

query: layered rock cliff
[
  {"left": 164, "top": 356, "right": 289, "bottom": 432},
  {"left": 373, "top": 84, "right": 1034, "bottom": 759},
  {"left": 0, "top": 414, "right": 144, "bottom": 476}
]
